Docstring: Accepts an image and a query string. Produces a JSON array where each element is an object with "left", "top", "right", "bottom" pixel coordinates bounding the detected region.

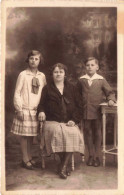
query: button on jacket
[
  {"left": 14, "top": 68, "right": 46, "bottom": 112},
  {"left": 78, "top": 73, "right": 116, "bottom": 119},
  {"left": 38, "top": 80, "right": 83, "bottom": 124}
]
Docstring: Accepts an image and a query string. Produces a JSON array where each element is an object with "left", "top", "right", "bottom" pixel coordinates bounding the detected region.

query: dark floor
[{"left": 5, "top": 141, "right": 118, "bottom": 191}]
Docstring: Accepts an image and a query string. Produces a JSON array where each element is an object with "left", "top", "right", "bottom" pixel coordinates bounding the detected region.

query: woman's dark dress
[{"left": 38, "top": 81, "right": 85, "bottom": 155}]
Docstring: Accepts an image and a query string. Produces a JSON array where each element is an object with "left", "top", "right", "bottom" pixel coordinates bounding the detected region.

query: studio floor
[{"left": 5, "top": 143, "right": 117, "bottom": 191}]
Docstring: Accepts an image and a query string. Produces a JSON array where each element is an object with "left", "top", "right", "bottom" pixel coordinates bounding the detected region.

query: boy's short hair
[
  {"left": 26, "top": 50, "right": 44, "bottom": 64},
  {"left": 85, "top": 57, "right": 99, "bottom": 65}
]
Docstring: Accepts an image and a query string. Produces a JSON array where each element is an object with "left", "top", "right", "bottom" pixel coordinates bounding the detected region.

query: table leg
[
  {"left": 41, "top": 156, "right": 45, "bottom": 169},
  {"left": 71, "top": 153, "right": 74, "bottom": 171},
  {"left": 82, "top": 156, "right": 85, "bottom": 162},
  {"left": 114, "top": 114, "right": 117, "bottom": 148},
  {"left": 103, "top": 113, "right": 106, "bottom": 167}
]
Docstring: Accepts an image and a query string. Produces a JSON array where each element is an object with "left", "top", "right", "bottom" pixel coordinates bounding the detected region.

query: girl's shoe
[
  {"left": 22, "top": 160, "right": 34, "bottom": 170},
  {"left": 30, "top": 159, "right": 37, "bottom": 167},
  {"left": 59, "top": 166, "right": 67, "bottom": 179}
]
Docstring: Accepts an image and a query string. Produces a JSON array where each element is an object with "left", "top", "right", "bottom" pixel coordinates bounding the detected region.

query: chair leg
[
  {"left": 41, "top": 153, "right": 75, "bottom": 170},
  {"left": 82, "top": 155, "right": 85, "bottom": 162},
  {"left": 41, "top": 153, "right": 57, "bottom": 169},
  {"left": 54, "top": 153, "right": 56, "bottom": 161},
  {"left": 71, "top": 153, "right": 74, "bottom": 171},
  {"left": 41, "top": 155, "right": 45, "bottom": 169}
]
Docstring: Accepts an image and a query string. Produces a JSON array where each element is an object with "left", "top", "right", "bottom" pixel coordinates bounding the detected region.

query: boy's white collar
[{"left": 80, "top": 73, "right": 103, "bottom": 80}]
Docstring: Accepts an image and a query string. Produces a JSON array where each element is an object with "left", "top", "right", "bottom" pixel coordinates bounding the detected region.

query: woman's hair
[
  {"left": 26, "top": 50, "right": 44, "bottom": 64},
  {"left": 50, "top": 63, "right": 68, "bottom": 76},
  {"left": 85, "top": 57, "right": 99, "bottom": 65}
]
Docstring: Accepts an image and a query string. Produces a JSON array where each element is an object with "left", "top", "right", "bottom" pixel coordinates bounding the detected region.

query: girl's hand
[
  {"left": 38, "top": 112, "right": 46, "bottom": 121},
  {"left": 108, "top": 100, "right": 115, "bottom": 106},
  {"left": 66, "top": 120, "right": 75, "bottom": 127},
  {"left": 16, "top": 111, "right": 24, "bottom": 121}
]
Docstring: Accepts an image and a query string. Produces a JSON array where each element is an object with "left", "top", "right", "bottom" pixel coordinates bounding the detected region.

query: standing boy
[{"left": 78, "top": 57, "right": 116, "bottom": 167}]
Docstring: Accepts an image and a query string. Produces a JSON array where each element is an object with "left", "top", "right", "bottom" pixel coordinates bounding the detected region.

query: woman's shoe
[
  {"left": 22, "top": 160, "right": 34, "bottom": 170},
  {"left": 59, "top": 166, "right": 67, "bottom": 179}
]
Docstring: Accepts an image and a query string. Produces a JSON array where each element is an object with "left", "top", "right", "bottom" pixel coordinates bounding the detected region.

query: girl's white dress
[{"left": 11, "top": 68, "right": 46, "bottom": 136}]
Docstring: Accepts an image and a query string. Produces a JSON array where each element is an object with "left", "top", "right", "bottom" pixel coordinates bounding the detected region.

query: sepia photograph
[{"left": 1, "top": 1, "right": 124, "bottom": 194}]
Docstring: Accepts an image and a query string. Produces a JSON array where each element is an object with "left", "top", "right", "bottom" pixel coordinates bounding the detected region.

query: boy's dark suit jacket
[{"left": 78, "top": 78, "right": 116, "bottom": 119}]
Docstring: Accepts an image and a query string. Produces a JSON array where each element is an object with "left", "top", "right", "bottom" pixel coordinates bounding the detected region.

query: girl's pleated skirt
[
  {"left": 40, "top": 121, "right": 85, "bottom": 156},
  {"left": 11, "top": 109, "right": 38, "bottom": 136}
]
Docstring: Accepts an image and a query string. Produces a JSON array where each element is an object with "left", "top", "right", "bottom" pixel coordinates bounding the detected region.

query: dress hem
[{"left": 10, "top": 131, "right": 37, "bottom": 136}]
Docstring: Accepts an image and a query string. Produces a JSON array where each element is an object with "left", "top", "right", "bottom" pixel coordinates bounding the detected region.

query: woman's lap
[{"left": 41, "top": 121, "right": 85, "bottom": 155}]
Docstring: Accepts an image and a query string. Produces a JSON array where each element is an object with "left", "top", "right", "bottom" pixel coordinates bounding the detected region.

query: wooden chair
[{"left": 41, "top": 153, "right": 85, "bottom": 170}]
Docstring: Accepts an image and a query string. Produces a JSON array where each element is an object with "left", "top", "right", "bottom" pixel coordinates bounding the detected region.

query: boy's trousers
[{"left": 84, "top": 119, "right": 102, "bottom": 158}]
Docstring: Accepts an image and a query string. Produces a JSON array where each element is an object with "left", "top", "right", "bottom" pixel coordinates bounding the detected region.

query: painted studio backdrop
[{"left": 5, "top": 7, "right": 117, "bottom": 144}]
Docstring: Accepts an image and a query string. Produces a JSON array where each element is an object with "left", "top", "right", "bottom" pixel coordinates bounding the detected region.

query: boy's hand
[
  {"left": 108, "top": 100, "right": 115, "bottom": 106},
  {"left": 16, "top": 111, "right": 24, "bottom": 121},
  {"left": 66, "top": 120, "right": 75, "bottom": 127},
  {"left": 38, "top": 112, "right": 46, "bottom": 121}
]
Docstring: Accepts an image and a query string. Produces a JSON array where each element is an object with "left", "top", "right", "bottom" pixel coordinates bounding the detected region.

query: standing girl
[{"left": 11, "top": 50, "right": 46, "bottom": 169}]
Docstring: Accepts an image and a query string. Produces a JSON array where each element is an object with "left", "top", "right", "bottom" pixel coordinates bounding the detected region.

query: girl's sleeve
[
  {"left": 43, "top": 74, "right": 47, "bottom": 86},
  {"left": 102, "top": 79, "right": 116, "bottom": 102},
  {"left": 13, "top": 73, "right": 24, "bottom": 112}
]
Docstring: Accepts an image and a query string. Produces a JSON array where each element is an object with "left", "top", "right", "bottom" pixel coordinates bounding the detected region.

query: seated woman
[{"left": 38, "top": 63, "right": 84, "bottom": 179}]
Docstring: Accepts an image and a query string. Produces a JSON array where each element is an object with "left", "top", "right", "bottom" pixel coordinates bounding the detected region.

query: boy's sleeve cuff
[{"left": 108, "top": 99, "right": 116, "bottom": 103}]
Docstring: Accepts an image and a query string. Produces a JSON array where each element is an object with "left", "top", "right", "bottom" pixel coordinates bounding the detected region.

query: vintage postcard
[{"left": 1, "top": 0, "right": 124, "bottom": 194}]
